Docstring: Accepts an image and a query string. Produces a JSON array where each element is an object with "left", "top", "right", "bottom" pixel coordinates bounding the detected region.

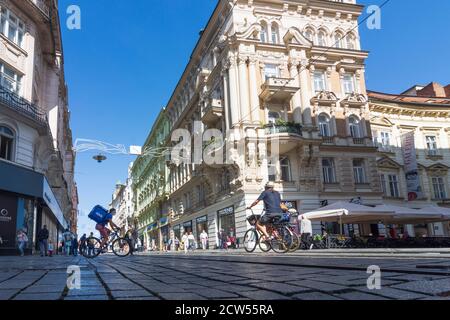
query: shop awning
[
  {"left": 0, "top": 160, "right": 68, "bottom": 229},
  {"left": 147, "top": 222, "right": 158, "bottom": 232},
  {"left": 374, "top": 204, "right": 445, "bottom": 224}
]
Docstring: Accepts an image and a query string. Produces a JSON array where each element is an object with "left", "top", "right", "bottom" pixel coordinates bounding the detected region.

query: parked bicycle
[
  {"left": 81, "top": 227, "right": 131, "bottom": 258},
  {"left": 243, "top": 209, "right": 294, "bottom": 253}
]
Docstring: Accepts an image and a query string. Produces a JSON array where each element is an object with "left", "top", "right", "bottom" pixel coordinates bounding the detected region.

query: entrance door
[{"left": 0, "top": 192, "right": 18, "bottom": 251}]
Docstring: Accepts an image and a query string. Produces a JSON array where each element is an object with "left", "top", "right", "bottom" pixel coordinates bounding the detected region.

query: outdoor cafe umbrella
[
  {"left": 373, "top": 204, "right": 444, "bottom": 225},
  {"left": 301, "top": 201, "right": 395, "bottom": 234}
]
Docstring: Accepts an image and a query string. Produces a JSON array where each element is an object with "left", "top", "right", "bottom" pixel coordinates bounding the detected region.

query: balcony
[
  {"left": 264, "top": 123, "right": 303, "bottom": 153},
  {"left": 260, "top": 77, "right": 298, "bottom": 102},
  {"left": 0, "top": 85, "right": 48, "bottom": 126},
  {"left": 352, "top": 138, "right": 365, "bottom": 145},
  {"left": 321, "top": 136, "right": 335, "bottom": 144},
  {"left": 201, "top": 98, "right": 223, "bottom": 126},
  {"left": 28, "top": 0, "right": 50, "bottom": 19}
]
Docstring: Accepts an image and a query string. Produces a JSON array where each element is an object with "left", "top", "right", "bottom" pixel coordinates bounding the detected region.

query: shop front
[
  {"left": 217, "top": 205, "right": 236, "bottom": 239},
  {"left": 146, "top": 222, "right": 158, "bottom": 251},
  {"left": 0, "top": 160, "right": 68, "bottom": 255},
  {"left": 196, "top": 215, "right": 208, "bottom": 247},
  {"left": 183, "top": 220, "right": 193, "bottom": 234}
]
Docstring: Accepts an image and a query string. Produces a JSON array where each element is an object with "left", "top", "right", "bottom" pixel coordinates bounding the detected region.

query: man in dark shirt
[
  {"left": 37, "top": 225, "right": 49, "bottom": 257},
  {"left": 247, "top": 182, "right": 288, "bottom": 240}
]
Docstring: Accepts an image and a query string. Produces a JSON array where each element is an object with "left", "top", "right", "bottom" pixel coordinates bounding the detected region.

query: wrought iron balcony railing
[
  {"left": 0, "top": 85, "right": 47, "bottom": 125},
  {"left": 264, "top": 123, "right": 303, "bottom": 136}
]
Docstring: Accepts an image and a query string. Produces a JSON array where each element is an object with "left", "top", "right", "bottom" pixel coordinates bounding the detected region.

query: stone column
[
  {"left": 299, "top": 60, "right": 312, "bottom": 125},
  {"left": 222, "top": 67, "right": 230, "bottom": 130},
  {"left": 227, "top": 56, "right": 240, "bottom": 128},
  {"left": 238, "top": 55, "right": 250, "bottom": 124},
  {"left": 290, "top": 61, "right": 302, "bottom": 124},
  {"left": 248, "top": 57, "right": 260, "bottom": 125}
]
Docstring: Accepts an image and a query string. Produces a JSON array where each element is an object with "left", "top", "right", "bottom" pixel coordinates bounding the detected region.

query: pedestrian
[
  {"left": 174, "top": 236, "right": 180, "bottom": 251},
  {"left": 300, "top": 215, "right": 313, "bottom": 250},
  {"left": 79, "top": 233, "right": 87, "bottom": 255},
  {"left": 37, "top": 225, "right": 49, "bottom": 257},
  {"left": 48, "top": 240, "right": 54, "bottom": 257},
  {"left": 181, "top": 232, "right": 189, "bottom": 254},
  {"left": 62, "top": 229, "right": 73, "bottom": 256},
  {"left": 16, "top": 229, "right": 28, "bottom": 257},
  {"left": 200, "top": 229, "right": 208, "bottom": 250},
  {"left": 87, "top": 232, "right": 95, "bottom": 257},
  {"left": 220, "top": 229, "right": 228, "bottom": 250},
  {"left": 72, "top": 233, "right": 79, "bottom": 256},
  {"left": 187, "top": 232, "right": 196, "bottom": 251},
  {"left": 131, "top": 227, "right": 138, "bottom": 254}
]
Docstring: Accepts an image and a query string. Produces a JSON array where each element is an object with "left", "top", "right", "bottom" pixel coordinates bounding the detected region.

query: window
[
  {"left": 322, "top": 158, "right": 336, "bottom": 183},
  {"left": 388, "top": 175, "right": 400, "bottom": 198},
  {"left": 426, "top": 136, "right": 438, "bottom": 155},
  {"left": 432, "top": 177, "right": 447, "bottom": 200},
  {"left": 304, "top": 28, "right": 314, "bottom": 42},
  {"left": 0, "top": 8, "right": 24, "bottom": 47},
  {"left": 313, "top": 71, "right": 326, "bottom": 92},
  {"left": 271, "top": 23, "right": 279, "bottom": 44},
  {"left": 317, "top": 31, "right": 327, "bottom": 46},
  {"left": 342, "top": 74, "right": 355, "bottom": 94},
  {"left": 268, "top": 159, "right": 276, "bottom": 182},
  {"left": 318, "top": 113, "right": 331, "bottom": 137},
  {"left": 268, "top": 111, "right": 280, "bottom": 125},
  {"left": 334, "top": 32, "right": 343, "bottom": 48},
  {"left": 0, "top": 63, "right": 22, "bottom": 95},
  {"left": 353, "top": 159, "right": 366, "bottom": 184},
  {"left": 346, "top": 34, "right": 356, "bottom": 50},
  {"left": 264, "top": 64, "right": 279, "bottom": 80},
  {"left": 280, "top": 157, "right": 291, "bottom": 182},
  {"left": 380, "top": 132, "right": 391, "bottom": 147},
  {"left": 380, "top": 174, "right": 387, "bottom": 195},
  {"left": 0, "top": 125, "right": 14, "bottom": 160},
  {"left": 349, "top": 116, "right": 362, "bottom": 138},
  {"left": 260, "top": 22, "right": 268, "bottom": 43}
]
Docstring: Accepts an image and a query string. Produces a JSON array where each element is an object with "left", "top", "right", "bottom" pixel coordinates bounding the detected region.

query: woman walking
[{"left": 17, "top": 229, "right": 28, "bottom": 256}]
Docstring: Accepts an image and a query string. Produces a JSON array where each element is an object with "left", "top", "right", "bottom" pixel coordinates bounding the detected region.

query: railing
[
  {"left": 0, "top": 85, "right": 47, "bottom": 124},
  {"left": 352, "top": 137, "right": 365, "bottom": 145},
  {"left": 264, "top": 123, "right": 303, "bottom": 136},
  {"left": 322, "top": 136, "right": 334, "bottom": 144}
]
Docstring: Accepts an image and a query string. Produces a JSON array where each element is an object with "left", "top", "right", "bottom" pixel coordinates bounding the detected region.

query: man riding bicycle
[
  {"left": 95, "top": 208, "right": 120, "bottom": 251},
  {"left": 247, "top": 182, "right": 288, "bottom": 240}
]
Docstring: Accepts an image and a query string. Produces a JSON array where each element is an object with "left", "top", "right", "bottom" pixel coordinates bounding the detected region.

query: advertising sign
[
  {"left": 401, "top": 131, "right": 423, "bottom": 201},
  {"left": 0, "top": 193, "right": 18, "bottom": 248}
]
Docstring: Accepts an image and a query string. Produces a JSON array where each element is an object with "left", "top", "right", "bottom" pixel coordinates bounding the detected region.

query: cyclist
[
  {"left": 247, "top": 181, "right": 288, "bottom": 240},
  {"left": 95, "top": 208, "right": 120, "bottom": 251}
]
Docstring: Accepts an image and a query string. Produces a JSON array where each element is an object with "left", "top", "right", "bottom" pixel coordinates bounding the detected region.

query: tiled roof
[{"left": 368, "top": 90, "right": 450, "bottom": 107}]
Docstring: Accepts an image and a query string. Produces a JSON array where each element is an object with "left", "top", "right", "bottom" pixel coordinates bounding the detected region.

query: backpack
[{"left": 88, "top": 205, "right": 109, "bottom": 224}]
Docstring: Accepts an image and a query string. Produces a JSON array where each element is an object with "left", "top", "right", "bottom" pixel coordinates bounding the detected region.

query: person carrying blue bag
[{"left": 88, "top": 205, "right": 120, "bottom": 252}]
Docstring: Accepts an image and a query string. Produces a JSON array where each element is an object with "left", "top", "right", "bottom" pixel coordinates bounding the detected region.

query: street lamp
[{"left": 93, "top": 154, "right": 107, "bottom": 163}]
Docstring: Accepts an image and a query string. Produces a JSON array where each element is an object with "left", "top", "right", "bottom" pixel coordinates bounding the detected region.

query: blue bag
[{"left": 88, "top": 205, "right": 109, "bottom": 224}]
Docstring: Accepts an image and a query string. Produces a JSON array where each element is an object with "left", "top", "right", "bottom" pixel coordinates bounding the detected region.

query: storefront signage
[
  {"left": 147, "top": 222, "right": 157, "bottom": 232},
  {"left": 0, "top": 192, "right": 18, "bottom": 248},
  {"left": 217, "top": 206, "right": 234, "bottom": 216},
  {"left": 401, "top": 132, "right": 424, "bottom": 201},
  {"left": 43, "top": 178, "right": 68, "bottom": 229},
  {"left": 196, "top": 216, "right": 207, "bottom": 223}
]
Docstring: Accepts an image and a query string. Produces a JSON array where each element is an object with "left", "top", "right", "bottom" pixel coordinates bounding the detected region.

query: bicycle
[
  {"left": 81, "top": 228, "right": 131, "bottom": 258},
  {"left": 243, "top": 209, "right": 294, "bottom": 254}
]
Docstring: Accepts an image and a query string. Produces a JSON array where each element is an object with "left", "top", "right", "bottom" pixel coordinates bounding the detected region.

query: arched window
[
  {"left": 0, "top": 125, "right": 14, "bottom": 161},
  {"left": 260, "top": 22, "right": 268, "bottom": 43},
  {"left": 346, "top": 34, "right": 356, "bottom": 50},
  {"left": 334, "top": 32, "right": 343, "bottom": 48},
  {"left": 318, "top": 113, "right": 331, "bottom": 137},
  {"left": 271, "top": 23, "right": 279, "bottom": 44},
  {"left": 317, "top": 30, "right": 327, "bottom": 46},
  {"left": 349, "top": 116, "right": 362, "bottom": 138},
  {"left": 304, "top": 28, "right": 314, "bottom": 42}
]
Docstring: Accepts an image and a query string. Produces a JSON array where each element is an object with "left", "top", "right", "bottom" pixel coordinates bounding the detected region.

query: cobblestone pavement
[{"left": 1, "top": 252, "right": 450, "bottom": 300}]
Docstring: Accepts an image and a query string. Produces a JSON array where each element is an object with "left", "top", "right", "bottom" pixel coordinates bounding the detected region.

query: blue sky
[{"left": 59, "top": 0, "right": 450, "bottom": 235}]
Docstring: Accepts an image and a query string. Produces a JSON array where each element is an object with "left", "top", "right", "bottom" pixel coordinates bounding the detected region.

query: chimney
[
  {"left": 445, "top": 85, "right": 450, "bottom": 98},
  {"left": 417, "top": 82, "right": 447, "bottom": 98}
]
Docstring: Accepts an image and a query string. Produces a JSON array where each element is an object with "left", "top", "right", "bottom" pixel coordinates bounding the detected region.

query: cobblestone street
[{"left": 1, "top": 252, "right": 450, "bottom": 300}]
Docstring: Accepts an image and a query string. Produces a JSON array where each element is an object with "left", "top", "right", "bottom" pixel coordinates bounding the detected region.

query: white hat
[{"left": 265, "top": 181, "right": 275, "bottom": 188}]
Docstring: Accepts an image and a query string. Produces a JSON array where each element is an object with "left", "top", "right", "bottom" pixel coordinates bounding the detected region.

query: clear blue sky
[{"left": 59, "top": 0, "right": 450, "bottom": 235}]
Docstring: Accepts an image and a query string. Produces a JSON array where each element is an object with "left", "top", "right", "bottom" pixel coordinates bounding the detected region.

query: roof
[{"left": 368, "top": 90, "right": 450, "bottom": 107}]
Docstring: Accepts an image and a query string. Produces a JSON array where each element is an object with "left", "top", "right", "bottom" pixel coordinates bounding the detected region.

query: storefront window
[
  {"left": 173, "top": 225, "right": 181, "bottom": 241},
  {"left": 196, "top": 216, "right": 208, "bottom": 244},
  {"left": 183, "top": 221, "right": 192, "bottom": 234},
  {"left": 217, "top": 206, "right": 235, "bottom": 238}
]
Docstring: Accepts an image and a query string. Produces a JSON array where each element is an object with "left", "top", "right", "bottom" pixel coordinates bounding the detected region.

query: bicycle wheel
[
  {"left": 243, "top": 229, "right": 258, "bottom": 253},
  {"left": 112, "top": 238, "right": 131, "bottom": 257},
  {"left": 271, "top": 226, "right": 291, "bottom": 253},
  {"left": 82, "top": 237, "right": 102, "bottom": 258},
  {"left": 289, "top": 232, "right": 301, "bottom": 252}
]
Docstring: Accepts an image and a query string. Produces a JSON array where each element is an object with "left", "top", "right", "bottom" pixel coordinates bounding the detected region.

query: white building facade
[{"left": 0, "top": 0, "right": 77, "bottom": 254}]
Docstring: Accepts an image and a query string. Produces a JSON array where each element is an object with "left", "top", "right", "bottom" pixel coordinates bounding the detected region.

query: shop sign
[
  {"left": 147, "top": 222, "right": 157, "bottom": 232},
  {"left": 0, "top": 193, "right": 18, "bottom": 248},
  {"left": 217, "top": 206, "right": 234, "bottom": 216},
  {"left": 401, "top": 132, "right": 424, "bottom": 201},
  {"left": 43, "top": 178, "right": 68, "bottom": 229},
  {"left": 196, "top": 216, "right": 207, "bottom": 223}
]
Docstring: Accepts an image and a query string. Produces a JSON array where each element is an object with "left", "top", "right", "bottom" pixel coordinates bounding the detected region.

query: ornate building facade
[
  {"left": 369, "top": 82, "right": 450, "bottom": 237},
  {"left": 152, "top": 0, "right": 382, "bottom": 247},
  {"left": 0, "top": 0, "right": 77, "bottom": 254}
]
